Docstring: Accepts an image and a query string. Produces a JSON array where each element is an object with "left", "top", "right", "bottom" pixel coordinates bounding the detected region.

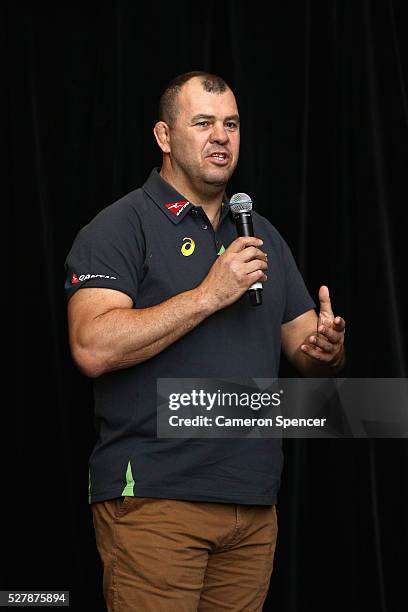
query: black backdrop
[{"left": 3, "top": 1, "right": 408, "bottom": 611}]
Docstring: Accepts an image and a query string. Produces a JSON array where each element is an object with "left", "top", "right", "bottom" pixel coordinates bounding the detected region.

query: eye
[
  {"left": 225, "top": 122, "right": 238, "bottom": 129},
  {"left": 196, "top": 121, "right": 210, "bottom": 127}
]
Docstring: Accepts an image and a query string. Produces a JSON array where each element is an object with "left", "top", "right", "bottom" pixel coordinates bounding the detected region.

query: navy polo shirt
[{"left": 64, "top": 167, "right": 316, "bottom": 506}]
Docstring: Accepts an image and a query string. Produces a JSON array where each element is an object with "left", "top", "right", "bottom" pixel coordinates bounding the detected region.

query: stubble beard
[
  {"left": 195, "top": 159, "right": 236, "bottom": 191},
  {"left": 171, "top": 152, "right": 236, "bottom": 195}
]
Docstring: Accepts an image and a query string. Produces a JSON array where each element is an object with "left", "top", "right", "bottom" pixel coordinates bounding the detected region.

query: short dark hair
[{"left": 158, "top": 71, "right": 231, "bottom": 126}]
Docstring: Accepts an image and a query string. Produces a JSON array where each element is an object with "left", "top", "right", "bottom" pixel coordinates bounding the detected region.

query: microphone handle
[{"left": 234, "top": 212, "right": 263, "bottom": 307}]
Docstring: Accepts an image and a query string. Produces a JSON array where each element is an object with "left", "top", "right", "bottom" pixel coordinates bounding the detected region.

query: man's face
[{"left": 167, "top": 78, "right": 240, "bottom": 188}]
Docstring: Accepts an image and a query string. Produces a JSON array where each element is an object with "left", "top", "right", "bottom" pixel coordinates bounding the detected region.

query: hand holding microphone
[{"left": 198, "top": 235, "right": 267, "bottom": 314}]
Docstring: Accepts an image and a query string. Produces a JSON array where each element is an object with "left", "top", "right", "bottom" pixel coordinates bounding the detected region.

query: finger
[
  {"left": 227, "top": 236, "right": 264, "bottom": 253},
  {"left": 319, "top": 285, "right": 334, "bottom": 317},
  {"left": 237, "top": 246, "right": 268, "bottom": 263},
  {"left": 247, "top": 269, "right": 268, "bottom": 284},
  {"left": 300, "top": 343, "right": 332, "bottom": 363},
  {"left": 308, "top": 334, "right": 334, "bottom": 353},
  {"left": 332, "top": 316, "right": 346, "bottom": 332},
  {"left": 316, "top": 324, "right": 344, "bottom": 345},
  {"left": 244, "top": 258, "right": 268, "bottom": 275}
]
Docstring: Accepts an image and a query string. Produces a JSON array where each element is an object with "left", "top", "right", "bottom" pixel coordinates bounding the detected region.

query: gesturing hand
[{"left": 300, "top": 285, "right": 345, "bottom": 367}]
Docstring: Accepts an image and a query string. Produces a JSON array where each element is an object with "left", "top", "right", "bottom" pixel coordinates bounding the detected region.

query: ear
[{"left": 153, "top": 121, "right": 171, "bottom": 154}]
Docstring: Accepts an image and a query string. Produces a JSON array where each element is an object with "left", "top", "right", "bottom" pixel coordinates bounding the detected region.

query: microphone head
[{"left": 229, "top": 192, "right": 253, "bottom": 213}]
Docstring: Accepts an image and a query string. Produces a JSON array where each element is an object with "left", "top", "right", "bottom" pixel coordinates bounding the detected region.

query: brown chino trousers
[{"left": 91, "top": 496, "right": 278, "bottom": 611}]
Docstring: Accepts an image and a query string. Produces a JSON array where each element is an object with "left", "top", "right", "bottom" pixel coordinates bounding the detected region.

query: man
[{"left": 65, "top": 71, "right": 345, "bottom": 611}]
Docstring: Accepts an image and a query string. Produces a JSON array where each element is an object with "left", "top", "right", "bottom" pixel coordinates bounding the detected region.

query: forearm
[{"left": 77, "top": 287, "right": 215, "bottom": 377}]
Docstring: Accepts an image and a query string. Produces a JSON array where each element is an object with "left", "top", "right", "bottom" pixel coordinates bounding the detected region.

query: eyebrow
[{"left": 190, "top": 114, "right": 240, "bottom": 124}]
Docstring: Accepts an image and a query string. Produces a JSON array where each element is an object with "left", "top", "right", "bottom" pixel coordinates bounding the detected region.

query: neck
[{"left": 159, "top": 162, "right": 225, "bottom": 230}]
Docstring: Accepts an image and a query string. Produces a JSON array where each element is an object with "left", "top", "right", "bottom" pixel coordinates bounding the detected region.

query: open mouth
[{"left": 207, "top": 152, "right": 229, "bottom": 165}]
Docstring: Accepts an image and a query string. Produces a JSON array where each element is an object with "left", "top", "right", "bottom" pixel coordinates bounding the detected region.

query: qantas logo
[
  {"left": 165, "top": 200, "right": 189, "bottom": 216},
  {"left": 71, "top": 273, "right": 117, "bottom": 284}
]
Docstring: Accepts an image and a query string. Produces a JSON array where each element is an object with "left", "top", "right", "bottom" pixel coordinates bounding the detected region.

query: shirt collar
[{"left": 142, "top": 167, "right": 232, "bottom": 225}]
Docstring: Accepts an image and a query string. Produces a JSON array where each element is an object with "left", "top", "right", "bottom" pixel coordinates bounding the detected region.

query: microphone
[{"left": 229, "top": 193, "right": 263, "bottom": 307}]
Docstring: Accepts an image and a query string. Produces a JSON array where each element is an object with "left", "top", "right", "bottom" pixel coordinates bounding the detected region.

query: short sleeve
[
  {"left": 64, "top": 198, "right": 145, "bottom": 306},
  {"left": 279, "top": 234, "right": 316, "bottom": 323}
]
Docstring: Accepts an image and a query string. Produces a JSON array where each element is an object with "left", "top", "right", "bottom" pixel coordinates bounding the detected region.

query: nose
[{"left": 209, "top": 122, "right": 229, "bottom": 145}]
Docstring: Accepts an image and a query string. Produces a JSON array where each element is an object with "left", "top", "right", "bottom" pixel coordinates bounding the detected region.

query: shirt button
[{"left": 202, "top": 224, "right": 208, "bottom": 230}]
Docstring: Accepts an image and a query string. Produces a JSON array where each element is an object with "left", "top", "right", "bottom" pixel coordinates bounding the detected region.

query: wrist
[{"left": 193, "top": 285, "right": 220, "bottom": 317}]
